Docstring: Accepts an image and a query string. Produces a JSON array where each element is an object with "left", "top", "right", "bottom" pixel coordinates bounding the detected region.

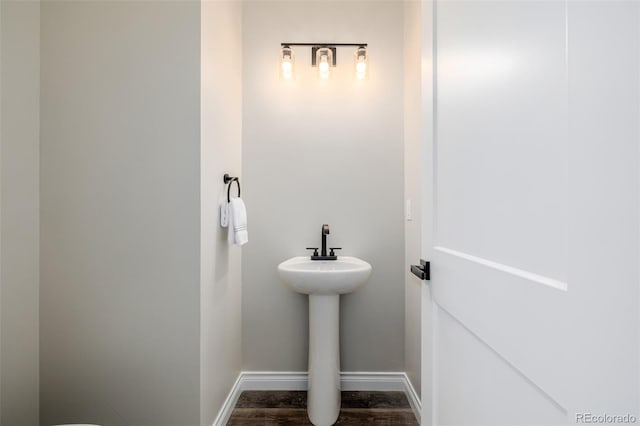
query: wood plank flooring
[{"left": 227, "top": 391, "right": 419, "bottom": 425}]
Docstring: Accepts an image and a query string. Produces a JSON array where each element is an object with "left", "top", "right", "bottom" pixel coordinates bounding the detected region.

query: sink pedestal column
[{"left": 307, "top": 294, "right": 341, "bottom": 426}]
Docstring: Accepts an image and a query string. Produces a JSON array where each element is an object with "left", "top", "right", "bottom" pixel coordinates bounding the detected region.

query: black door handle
[{"left": 410, "top": 259, "right": 430, "bottom": 280}]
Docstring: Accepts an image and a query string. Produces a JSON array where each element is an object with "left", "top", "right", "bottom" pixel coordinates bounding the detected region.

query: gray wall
[
  {"left": 40, "top": 2, "right": 201, "bottom": 425},
  {"left": 0, "top": 1, "right": 40, "bottom": 424},
  {"left": 403, "top": 0, "right": 422, "bottom": 398},
  {"left": 242, "top": 1, "right": 405, "bottom": 372},
  {"left": 200, "top": 2, "right": 243, "bottom": 425}
]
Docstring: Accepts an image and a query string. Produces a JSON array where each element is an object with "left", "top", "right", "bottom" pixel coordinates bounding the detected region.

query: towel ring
[{"left": 224, "top": 173, "right": 241, "bottom": 202}]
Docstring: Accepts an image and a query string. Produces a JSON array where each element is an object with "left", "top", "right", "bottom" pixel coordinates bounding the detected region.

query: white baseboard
[
  {"left": 340, "top": 371, "right": 406, "bottom": 391},
  {"left": 211, "top": 373, "right": 243, "bottom": 426},
  {"left": 402, "top": 372, "right": 422, "bottom": 424},
  {"left": 241, "top": 371, "right": 308, "bottom": 391},
  {"left": 213, "top": 371, "right": 422, "bottom": 426}
]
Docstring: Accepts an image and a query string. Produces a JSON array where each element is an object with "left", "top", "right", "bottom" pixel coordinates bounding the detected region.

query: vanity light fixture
[{"left": 279, "top": 43, "right": 368, "bottom": 81}]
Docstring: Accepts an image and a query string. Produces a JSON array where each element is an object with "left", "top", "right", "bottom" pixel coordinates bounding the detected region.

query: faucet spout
[
  {"left": 309, "top": 224, "right": 337, "bottom": 261},
  {"left": 321, "top": 224, "right": 330, "bottom": 256}
]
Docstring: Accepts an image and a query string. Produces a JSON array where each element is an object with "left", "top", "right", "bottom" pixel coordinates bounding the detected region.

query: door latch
[{"left": 410, "top": 259, "right": 430, "bottom": 281}]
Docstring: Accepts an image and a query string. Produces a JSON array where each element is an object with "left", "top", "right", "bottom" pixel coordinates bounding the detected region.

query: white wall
[
  {"left": 404, "top": 0, "right": 422, "bottom": 398},
  {"left": 0, "top": 1, "right": 40, "bottom": 424},
  {"left": 242, "top": 0, "right": 405, "bottom": 372},
  {"left": 40, "top": 2, "right": 201, "bottom": 425},
  {"left": 200, "top": 1, "right": 243, "bottom": 425}
]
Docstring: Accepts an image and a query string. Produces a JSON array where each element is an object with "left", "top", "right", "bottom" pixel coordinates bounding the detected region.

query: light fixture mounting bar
[{"left": 280, "top": 43, "right": 367, "bottom": 47}]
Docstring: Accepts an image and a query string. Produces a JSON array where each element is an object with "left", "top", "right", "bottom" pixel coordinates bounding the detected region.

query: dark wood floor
[{"left": 227, "top": 390, "right": 419, "bottom": 425}]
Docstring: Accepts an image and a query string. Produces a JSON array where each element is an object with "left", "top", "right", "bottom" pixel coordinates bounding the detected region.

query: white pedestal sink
[{"left": 277, "top": 256, "right": 372, "bottom": 426}]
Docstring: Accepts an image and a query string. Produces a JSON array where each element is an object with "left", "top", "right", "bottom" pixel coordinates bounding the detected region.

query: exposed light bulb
[
  {"left": 282, "top": 56, "right": 292, "bottom": 72},
  {"left": 319, "top": 54, "right": 330, "bottom": 80},
  {"left": 281, "top": 56, "right": 293, "bottom": 80},
  {"left": 356, "top": 58, "right": 367, "bottom": 80}
]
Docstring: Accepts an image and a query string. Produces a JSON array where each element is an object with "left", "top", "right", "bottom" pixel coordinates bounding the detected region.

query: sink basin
[
  {"left": 277, "top": 256, "right": 372, "bottom": 295},
  {"left": 277, "top": 255, "right": 372, "bottom": 425}
]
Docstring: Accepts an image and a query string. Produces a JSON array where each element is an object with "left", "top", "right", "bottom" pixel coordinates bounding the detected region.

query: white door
[{"left": 422, "top": 1, "right": 640, "bottom": 424}]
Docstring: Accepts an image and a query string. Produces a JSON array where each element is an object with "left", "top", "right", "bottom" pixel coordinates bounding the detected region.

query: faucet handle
[
  {"left": 329, "top": 247, "right": 342, "bottom": 257},
  {"left": 306, "top": 247, "right": 319, "bottom": 257}
]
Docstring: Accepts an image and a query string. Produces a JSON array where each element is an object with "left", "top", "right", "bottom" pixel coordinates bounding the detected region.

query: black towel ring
[{"left": 224, "top": 173, "right": 241, "bottom": 202}]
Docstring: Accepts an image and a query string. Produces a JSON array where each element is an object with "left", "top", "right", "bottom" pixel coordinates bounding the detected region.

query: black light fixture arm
[{"left": 281, "top": 43, "right": 367, "bottom": 47}]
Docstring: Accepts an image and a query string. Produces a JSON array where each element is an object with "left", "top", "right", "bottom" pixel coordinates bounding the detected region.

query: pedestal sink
[{"left": 277, "top": 256, "right": 372, "bottom": 426}]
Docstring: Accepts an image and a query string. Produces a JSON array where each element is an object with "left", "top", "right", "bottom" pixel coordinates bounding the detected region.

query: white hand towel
[
  {"left": 228, "top": 197, "right": 248, "bottom": 246},
  {"left": 227, "top": 201, "right": 234, "bottom": 244}
]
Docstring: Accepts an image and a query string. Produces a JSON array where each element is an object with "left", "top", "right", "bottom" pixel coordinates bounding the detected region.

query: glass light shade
[
  {"left": 354, "top": 47, "right": 368, "bottom": 80},
  {"left": 315, "top": 48, "right": 333, "bottom": 80},
  {"left": 281, "top": 46, "right": 295, "bottom": 80}
]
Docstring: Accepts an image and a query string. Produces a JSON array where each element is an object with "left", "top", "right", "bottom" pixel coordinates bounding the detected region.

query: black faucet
[
  {"left": 321, "top": 224, "right": 329, "bottom": 257},
  {"left": 306, "top": 224, "right": 341, "bottom": 261}
]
